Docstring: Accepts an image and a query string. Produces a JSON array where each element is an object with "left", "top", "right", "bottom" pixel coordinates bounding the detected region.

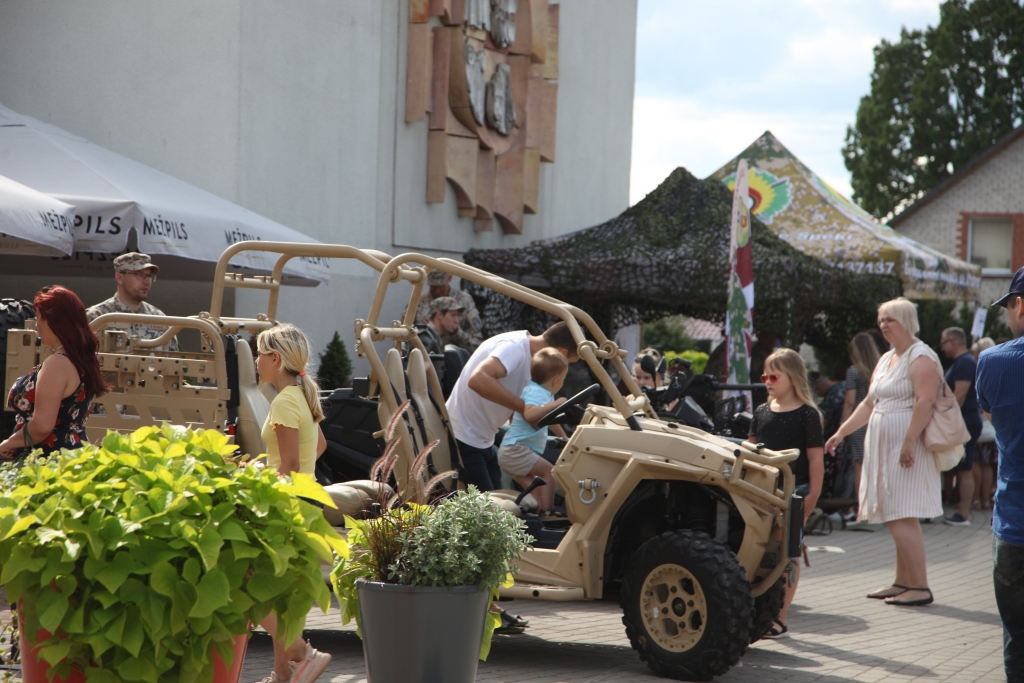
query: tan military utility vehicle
[{"left": 4, "top": 242, "right": 800, "bottom": 681}]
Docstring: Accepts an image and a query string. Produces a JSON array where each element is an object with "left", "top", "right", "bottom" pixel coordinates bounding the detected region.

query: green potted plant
[
  {"left": 330, "top": 404, "right": 532, "bottom": 683},
  {"left": 0, "top": 425, "right": 347, "bottom": 683}
]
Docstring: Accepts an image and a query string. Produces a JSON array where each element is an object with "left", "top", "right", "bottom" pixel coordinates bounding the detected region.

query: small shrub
[
  {"left": 395, "top": 487, "right": 533, "bottom": 590},
  {"left": 317, "top": 331, "right": 353, "bottom": 390},
  {"left": 665, "top": 349, "right": 709, "bottom": 375}
]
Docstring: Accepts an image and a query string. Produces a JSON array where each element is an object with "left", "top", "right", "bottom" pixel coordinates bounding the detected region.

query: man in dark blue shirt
[
  {"left": 940, "top": 327, "right": 982, "bottom": 526},
  {"left": 976, "top": 269, "right": 1024, "bottom": 682}
]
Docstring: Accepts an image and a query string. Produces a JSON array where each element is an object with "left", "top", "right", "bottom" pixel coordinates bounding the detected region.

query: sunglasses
[{"left": 760, "top": 374, "right": 781, "bottom": 383}]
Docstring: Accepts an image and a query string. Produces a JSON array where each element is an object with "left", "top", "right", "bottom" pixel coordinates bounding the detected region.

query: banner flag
[{"left": 725, "top": 159, "right": 754, "bottom": 394}]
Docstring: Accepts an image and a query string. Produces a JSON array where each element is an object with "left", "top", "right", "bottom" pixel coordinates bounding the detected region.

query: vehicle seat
[
  {"left": 406, "top": 348, "right": 455, "bottom": 477},
  {"left": 378, "top": 348, "right": 418, "bottom": 495},
  {"left": 322, "top": 480, "right": 395, "bottom": 526},
  {"left": 234, "top": 338, "right": 271, "bottom": 456},
  {"left": 442, "top": 344, "right": 470, "bottom": 398}
]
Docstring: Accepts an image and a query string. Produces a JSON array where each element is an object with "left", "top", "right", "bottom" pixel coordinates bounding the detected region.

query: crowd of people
[{"left": 5, "top": 251, "right": 1024, "bottom": 681}]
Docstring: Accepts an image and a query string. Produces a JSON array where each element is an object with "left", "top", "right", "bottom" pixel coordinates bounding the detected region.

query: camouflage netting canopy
[{"left": 463, "top": 167, "right": 903, "bottom": 356}]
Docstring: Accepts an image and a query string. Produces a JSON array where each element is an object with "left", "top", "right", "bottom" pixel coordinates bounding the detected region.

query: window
[{"left": 970, "top": 217, "right": 1014, "bottom": 275}]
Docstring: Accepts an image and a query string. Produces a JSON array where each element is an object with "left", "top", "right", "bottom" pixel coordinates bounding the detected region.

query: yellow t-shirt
[{"left": 261, "top": 385, "right": 318, "bottom": 475}]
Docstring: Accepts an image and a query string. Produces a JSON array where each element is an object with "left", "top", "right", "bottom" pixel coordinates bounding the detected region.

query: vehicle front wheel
[{"left": 620, "top": 530, "right": 752, "bottom": 681}]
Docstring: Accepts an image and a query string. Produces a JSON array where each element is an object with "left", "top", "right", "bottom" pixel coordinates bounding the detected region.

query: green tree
[
  {"left": 642, "top": 316, "right": 699, "bottom": 352},
  {"left": 317, "top": 331, "right": 353, "bottom": 390},
  {"left": 844, "top": 0, "right": 1024, "bottom": 219}
]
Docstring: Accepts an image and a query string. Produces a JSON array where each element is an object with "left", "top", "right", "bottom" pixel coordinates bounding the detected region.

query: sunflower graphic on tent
[{"left": 723, "top": 169, "right": 791, "bottom": 224}]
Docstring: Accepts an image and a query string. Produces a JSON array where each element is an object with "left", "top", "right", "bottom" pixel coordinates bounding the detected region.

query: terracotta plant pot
[{"left": 19, "top": 627, "right": 249, "bottom": 683}]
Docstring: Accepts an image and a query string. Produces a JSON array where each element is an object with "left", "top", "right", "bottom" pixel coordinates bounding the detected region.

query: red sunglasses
[{"left": 760, "top": 374, "right": 780, "bottom": 383}]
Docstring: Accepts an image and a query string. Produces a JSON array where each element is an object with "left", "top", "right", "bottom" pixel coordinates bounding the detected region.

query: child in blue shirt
[{"left": 497, "top": 348, "right": 568, "bottom": 512}]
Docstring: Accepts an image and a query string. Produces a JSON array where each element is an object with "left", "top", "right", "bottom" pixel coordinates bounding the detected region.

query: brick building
[{"left": 889, "top": 125, "right": 1024, "bottom": 307}]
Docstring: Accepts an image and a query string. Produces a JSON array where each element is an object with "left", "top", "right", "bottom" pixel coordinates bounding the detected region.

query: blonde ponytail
[{"left": 256, "top": 324, "right": 325, "bottom": 422}]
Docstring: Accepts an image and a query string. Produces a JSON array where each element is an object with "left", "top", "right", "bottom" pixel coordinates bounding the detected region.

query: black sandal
[
  {"left": 885, "top": 588, "right": 933, "bottom": 606},
  {"left": 762, "top": 619, "right": 789, "bottom": 639},
  {"left": 866, "top": 584, "right": 910, "bottom": 599},
  {"left": 493, "top": 609, "right": 529, "bottom": 633}
]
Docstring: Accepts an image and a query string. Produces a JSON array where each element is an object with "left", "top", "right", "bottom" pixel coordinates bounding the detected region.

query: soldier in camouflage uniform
[
  {"left": 416, "top": 296, "right": 464, "bottom": 355},
  {"left": 411, "top": 270, "right": 482, "bottom": 352},
  {"left": 86, "top": 252, "right": 178, "bottom": 352}
]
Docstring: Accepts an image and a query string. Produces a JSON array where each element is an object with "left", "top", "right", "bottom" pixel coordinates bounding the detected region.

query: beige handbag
[
  {"left": 922, "top": 359, "right": 970, "bottom": 454},
  {"left": 933, "top": 444, "right": 965, "bottom": 472}
]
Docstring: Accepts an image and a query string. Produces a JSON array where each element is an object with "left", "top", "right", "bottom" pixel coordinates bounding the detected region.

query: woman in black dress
[{"left": 747, "top": 348, "right": 824, "bottom": 638}]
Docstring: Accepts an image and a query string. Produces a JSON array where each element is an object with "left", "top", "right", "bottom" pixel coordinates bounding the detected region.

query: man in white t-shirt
[{"left": 446, "top": 321, "right": 579, "bottom": 491}]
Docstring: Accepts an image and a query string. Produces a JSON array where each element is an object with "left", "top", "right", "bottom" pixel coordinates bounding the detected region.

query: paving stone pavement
[{"left": 241, "top": 507, "right": 1005, "bottom": 683}]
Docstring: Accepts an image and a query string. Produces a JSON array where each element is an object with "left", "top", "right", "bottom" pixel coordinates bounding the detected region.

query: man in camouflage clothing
[
  {"left": 417, "top": 296, "right": 464, "bottom": 355},
  {"left": 86, "top": 252, "right": 178, "bottom": 352},
  {"left": 411, "top": 270, "right": 482, "bottom": 352}
]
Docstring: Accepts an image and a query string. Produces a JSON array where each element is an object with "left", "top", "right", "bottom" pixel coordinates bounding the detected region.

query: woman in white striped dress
[{"left": 826, "top": 298, "right": 942, "bottom": 607}]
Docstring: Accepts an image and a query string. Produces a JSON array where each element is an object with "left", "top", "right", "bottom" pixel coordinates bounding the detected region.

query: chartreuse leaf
[
  {"left": 195, "top": 526, "right": 223, "bottom": 570},
  {"left": 149, "top": 561, "right": 177, "bottom": 598},
  {"left": 189, "top": 568, "right": 230, "bottom": 618},
  {"left": 121, "top": 607, "right": 145, "bottom": 658},
  {"left": 2, "top": 513, "right": 37, "bottom": 541},
  {"left": 36, "top": 588, "right": 70, "bottom": 632},
  {"left": 92, "top": 550, "right": 135, "bottom": 593},
  {"left": 85, "top": 668, "right": 120, "bottom": 683},
  {"left": 116, "top": 654, "right": 159, "bottom": 683},
  {"left": 1, "top": 544, "right": 45, "bottom": 583},
  {"left": 182, "top": 557, "right": 200, "bottom": 585},
  {"left": 38, "top": 639, "right": 72, "bottom": 666},
  {"left": 277, "top": 472, "right": 335, "bottom": 506},
  {"left": 218, "top": 519, "right": 248, "bottom": 541}
]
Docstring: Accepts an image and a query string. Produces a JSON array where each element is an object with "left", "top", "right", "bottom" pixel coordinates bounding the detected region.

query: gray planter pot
[{"left": 356, "top": 580, "right": 490, "bottom": 683}]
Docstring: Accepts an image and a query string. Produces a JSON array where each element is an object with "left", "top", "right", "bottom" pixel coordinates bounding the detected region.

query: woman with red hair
[{"left": 1, "top": 286, "right": 109, "bottom": 458}]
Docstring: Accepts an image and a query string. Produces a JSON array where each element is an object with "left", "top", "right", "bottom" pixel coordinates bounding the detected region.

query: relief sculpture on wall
[
  {"left": 405, "top": 0, "right": 560, "bottom": 234},
  {"left": 465, "top": 40, "right": 486, "bottom": 126},
  {"left": 486, "top": 63, "right": 515, "bottom": 135},
  {"left": 490, "top": 0, "right": 517, "bottom": 48}
]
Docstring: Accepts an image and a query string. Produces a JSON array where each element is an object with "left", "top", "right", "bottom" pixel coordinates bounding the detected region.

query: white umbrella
[
  {"left": 0, "top": 103, "right": 329, "bottom": 285},
  {"left": 0, "top": 173, "right": 76, "bottom": 256}
]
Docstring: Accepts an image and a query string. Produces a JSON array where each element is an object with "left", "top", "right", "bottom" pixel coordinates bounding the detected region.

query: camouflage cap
[
  {"left": 429, "top": 296, "right": 463, "bottom": 315},
  {"left": 427, "top": 270, "right": 450, "bottom": 286},
  {"left": 113, "top": 252, "right": 159, "bottom": 273}
]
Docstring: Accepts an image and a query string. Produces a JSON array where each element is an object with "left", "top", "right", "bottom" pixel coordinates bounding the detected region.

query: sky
[{"left": 629, "top": 0, "right": 943, "bottom": 207}]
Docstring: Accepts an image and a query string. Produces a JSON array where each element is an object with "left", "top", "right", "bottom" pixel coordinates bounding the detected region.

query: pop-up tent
[
  {"left": 0, "top": 103, "right": 329, "bottom": 285},
  {"left": 0, "top": 174, "right": 76, "bottom": 257},
  {"left": 464, "top": 167, "right": 902, "bottom": 355},
  {"left": 709, "top": 132, "right": 981, "bottom": 301}
]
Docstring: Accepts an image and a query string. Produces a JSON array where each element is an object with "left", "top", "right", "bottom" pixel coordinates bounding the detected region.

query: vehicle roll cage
[{"left": 206, "top": 241, "right": 657, "bottom": 426}]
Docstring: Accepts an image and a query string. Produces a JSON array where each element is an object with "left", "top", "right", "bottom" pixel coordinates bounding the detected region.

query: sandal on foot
[
  {"left": 499, "top": 609, "right": 529, "bottom": 628},
  {"left": 762, "top": 619, "right": 789, "bottom": 639},
  {"left": 867, "top": 584, "right": 910, "bottom": 599},
  {"left": 885, "top": 588, "right": 933, "bottom": 606}
]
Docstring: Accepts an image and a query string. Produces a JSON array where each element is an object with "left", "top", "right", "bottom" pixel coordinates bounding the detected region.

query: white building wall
[{"left": 0, "top": 0, "right": 637, "bottom": 370}]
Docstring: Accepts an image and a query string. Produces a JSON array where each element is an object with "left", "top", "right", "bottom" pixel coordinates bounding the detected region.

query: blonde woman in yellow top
[{"left": 253, "top": 324, "right": 330, "bottom": 683}]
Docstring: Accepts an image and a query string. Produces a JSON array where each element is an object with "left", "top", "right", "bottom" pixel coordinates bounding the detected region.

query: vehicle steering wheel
[{"left": 537, "top": 383, "right": 601, "bottom": 428}]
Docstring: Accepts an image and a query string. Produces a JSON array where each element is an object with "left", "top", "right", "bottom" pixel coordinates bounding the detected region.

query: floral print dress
[{"left": 6, "top": 354, "right": 93, "bottom": 456}]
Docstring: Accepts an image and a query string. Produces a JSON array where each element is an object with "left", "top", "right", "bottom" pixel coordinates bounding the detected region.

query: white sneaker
[{"left": 291, "top": 643, "right": 331, "bottom": 683}]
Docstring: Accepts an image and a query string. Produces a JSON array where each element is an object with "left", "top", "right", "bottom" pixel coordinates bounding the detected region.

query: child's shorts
[{"left": 497, "top": 441, "right": 541, "bottom": 477}]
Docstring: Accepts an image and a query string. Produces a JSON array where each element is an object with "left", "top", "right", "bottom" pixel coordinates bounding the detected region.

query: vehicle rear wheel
[
  {"left": 621, "top": 530, "right": 752, "bottom": 681},
  {"left": 749, "top": 576, "right": 786, "bottom": 644}
]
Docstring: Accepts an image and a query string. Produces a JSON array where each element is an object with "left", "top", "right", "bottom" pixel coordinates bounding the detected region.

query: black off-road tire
[
  {"left": 620, "top": 530, "right": 753, "bottom": 681},
  {"left": 749, "top": 576, "right": 786, "bottom": 643}
]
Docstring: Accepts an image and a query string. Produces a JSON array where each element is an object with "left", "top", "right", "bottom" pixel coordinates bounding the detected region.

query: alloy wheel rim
[{"left": 640, "top": 563, "right": 708, "bottom": 652}]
